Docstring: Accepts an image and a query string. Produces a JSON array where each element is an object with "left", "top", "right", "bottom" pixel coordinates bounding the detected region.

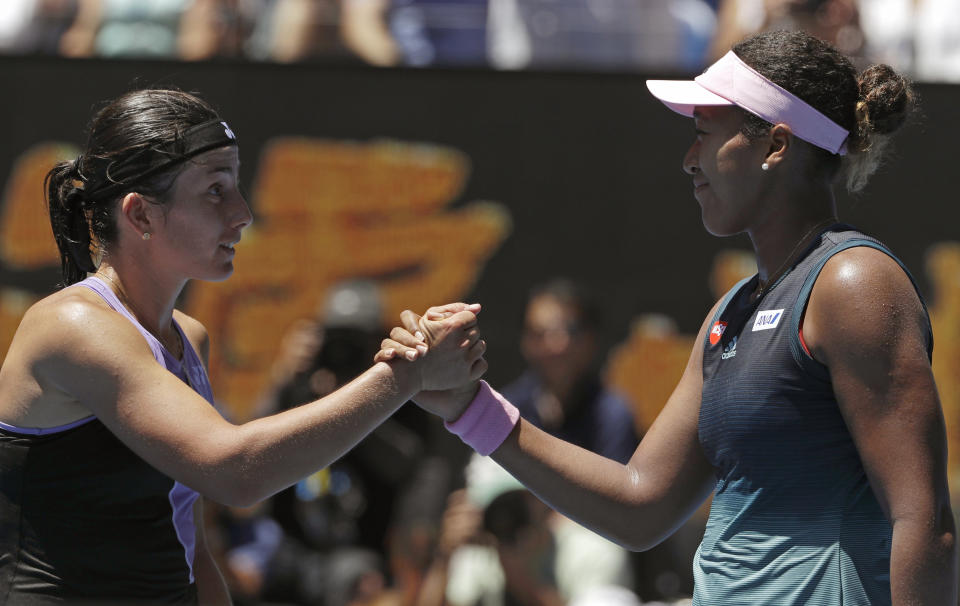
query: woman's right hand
[{"left": 376, "top": 303, "right": 488, "bottom": 421}]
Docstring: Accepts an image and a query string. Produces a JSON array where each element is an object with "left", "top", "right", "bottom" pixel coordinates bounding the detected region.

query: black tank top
[{"left": 693, "top": 225, "right": 932, "bottom": 604}]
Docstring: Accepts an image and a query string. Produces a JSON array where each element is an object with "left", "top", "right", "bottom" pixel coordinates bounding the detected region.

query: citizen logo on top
[
  {"left": 752, "top": 309, "right": 785, "bottom": 332},
  {"left": 709, "top": 321, "right": 727, "bottom": 346}
]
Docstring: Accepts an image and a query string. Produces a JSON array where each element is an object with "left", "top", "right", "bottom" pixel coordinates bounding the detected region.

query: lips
[{"left": 219, "top": 237, "right": 241, "bottom": 250}]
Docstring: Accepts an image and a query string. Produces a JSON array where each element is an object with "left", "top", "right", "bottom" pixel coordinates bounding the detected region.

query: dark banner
[{"left": 1, "top": 57, "right": 958, "bottom": 485}]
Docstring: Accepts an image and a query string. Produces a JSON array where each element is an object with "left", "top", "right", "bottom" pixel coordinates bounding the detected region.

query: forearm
[
  {"left": 194, "top": 551, "right": 232, "bottom": 606},
  {"left": 210, "top": 361, "right": 417, "bottom": 505},
  {"left": 890, "top": 510, "right": 958, "bottom": 605},
  {"left": 193, "top": 500, "right": 232, "bottom": 606},
  {"left": 492, "top": 420, "right": 711, "bottom": 551}
]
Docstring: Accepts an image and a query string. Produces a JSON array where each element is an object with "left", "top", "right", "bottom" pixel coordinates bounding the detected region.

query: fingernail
[
  {"left": 384, "top": 348, "right": 395, "bottom": 358},
  {"left": 416, "top": 344, "right": 428, "bottom": 355},
  {"left": 415, "top": 331, "right": 425, "bottom": 341},
  {"left": 405, "top": 350, "right": 417, "bottom": 361}
]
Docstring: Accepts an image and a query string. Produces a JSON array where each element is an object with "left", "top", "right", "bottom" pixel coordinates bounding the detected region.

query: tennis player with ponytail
[
  {"left": 0, "top": 88, "right": 486, "bottom": 604},
  {"left": 381, "top": 31, "right": 957, "bottom": 604}
]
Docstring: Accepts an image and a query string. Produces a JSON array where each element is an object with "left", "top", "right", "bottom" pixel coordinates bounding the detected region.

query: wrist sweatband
[{"left": 444, "top": 380, "right": 520, "bottom": 456}]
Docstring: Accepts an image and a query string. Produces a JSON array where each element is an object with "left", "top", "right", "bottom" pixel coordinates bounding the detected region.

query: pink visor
[{"left": 646, "top": 51, "right": 849, "bottom": 155}]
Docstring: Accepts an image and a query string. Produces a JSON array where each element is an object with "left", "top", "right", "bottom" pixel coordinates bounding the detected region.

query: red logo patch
[{"left": 709, "top": 321, "right": 727, "bottom": 346}]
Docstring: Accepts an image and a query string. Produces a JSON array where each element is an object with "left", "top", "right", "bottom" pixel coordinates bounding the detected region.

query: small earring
[
  {"left": 142, "top": 232, "right": 151, "bottom": 240},
  {"left": 761, "top": 162, "right": 770, "bottom": 171}
]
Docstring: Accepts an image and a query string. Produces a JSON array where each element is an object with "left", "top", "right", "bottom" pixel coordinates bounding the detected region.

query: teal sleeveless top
[{"left": 694, "top": 226, "right": 932, "bottom": 605}]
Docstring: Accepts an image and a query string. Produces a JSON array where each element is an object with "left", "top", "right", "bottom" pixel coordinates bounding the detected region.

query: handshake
[{"left": 375, "top": 302, "right": 489, "bottom": 423}]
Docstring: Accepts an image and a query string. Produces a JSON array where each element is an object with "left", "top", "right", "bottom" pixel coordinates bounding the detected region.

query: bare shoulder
[
  {"left": 173, "top": 310, "right": 210, "bottom": 366},
  {"left": 804, "top": 245, "right": 927, "bottom": 364},
  {"left": 0, "top": 287, "right": 157, "bottom": 424},
  {"left": 9, "top": 287, "right": 164, "bottom": 391},
  {"left": 17, "top": 287, "right": 149, "bottom": 360}
]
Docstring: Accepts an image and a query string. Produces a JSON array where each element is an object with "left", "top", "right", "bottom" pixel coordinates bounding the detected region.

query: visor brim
[{"left": 645, "top": 80, "right": 734, "bottom": 117}]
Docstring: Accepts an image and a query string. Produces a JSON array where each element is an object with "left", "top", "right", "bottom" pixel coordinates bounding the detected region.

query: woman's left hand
[{"left": 376, "top": 303, "right": 487, "bottom": 421}]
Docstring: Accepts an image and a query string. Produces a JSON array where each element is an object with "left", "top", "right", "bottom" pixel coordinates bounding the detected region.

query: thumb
[{"left": 425, "top": 302, "right": 481, "bottom": 320}]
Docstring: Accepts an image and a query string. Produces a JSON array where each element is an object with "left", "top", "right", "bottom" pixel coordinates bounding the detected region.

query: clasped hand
[{"left": 376, "top": 303, "right": 487, "bottom": 422}]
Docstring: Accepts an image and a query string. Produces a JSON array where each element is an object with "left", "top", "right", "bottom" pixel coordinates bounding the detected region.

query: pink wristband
[{"left": 444, "top": 380, "right": 520, "bottom": 456}]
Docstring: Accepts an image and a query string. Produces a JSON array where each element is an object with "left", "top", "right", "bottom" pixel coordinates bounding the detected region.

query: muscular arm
[
  {"left": 483, "top": 304, "right": 721, "bottom": 551},
  {"left": 804, "top": 247, "right": 958, "bottom": 605},
  {"left": 25, "top": 296, "right": 482, "bottom": 507}
]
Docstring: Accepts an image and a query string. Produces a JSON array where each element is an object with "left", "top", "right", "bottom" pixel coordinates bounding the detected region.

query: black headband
[{"left": 89, "top": 120, "right": 238, "bottom": 200}]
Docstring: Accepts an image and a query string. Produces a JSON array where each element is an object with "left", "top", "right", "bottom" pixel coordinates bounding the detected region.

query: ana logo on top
[
  {"left": 752, "top": 309, "right": 785, "bottom": 332},
  {"left": 709, "top": 321, "right": 727, "bottom": 346}
]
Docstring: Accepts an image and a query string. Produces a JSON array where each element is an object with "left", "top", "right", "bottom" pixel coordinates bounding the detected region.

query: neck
[
  {"left": 747, "top": 183, "right": 837, "bottom": 289},
  {"left": 94, "top": 257, "right": 185, "bottom": 341}
]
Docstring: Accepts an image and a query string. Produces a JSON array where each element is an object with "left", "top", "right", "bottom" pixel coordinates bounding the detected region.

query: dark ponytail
[
  {"left": 46, "top": 157, "right": 99, "bottom": 285},
  {"left": 44, "top": 88, "right": 223, "bottom": 286}
]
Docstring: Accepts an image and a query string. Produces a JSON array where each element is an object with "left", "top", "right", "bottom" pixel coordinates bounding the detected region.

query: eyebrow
[{"left": 205, "top": 163, "right": 240, "bottom": 175}]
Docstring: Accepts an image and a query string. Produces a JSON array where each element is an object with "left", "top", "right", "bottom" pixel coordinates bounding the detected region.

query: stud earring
[
  {"left": 142, "top": 232, "right": 151, "bottom": 240},
  {"left": 761, "top": 162, "right": 770, "bottom": 171}
]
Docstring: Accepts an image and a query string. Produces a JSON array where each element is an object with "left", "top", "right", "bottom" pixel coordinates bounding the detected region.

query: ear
[
  {"left": 764, "top": 123, "right": 794, "bottom": 169},
  {"left": 118, "top": 192, "right": 157, "bottom": 240}
]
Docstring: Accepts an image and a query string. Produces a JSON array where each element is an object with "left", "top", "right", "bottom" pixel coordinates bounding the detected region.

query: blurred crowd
[
  {"left": 201, "top": 278, "right": 695, "bottom": 606},
  {"left": 0, "top": 0, "right": 958, "bottom": 80}
]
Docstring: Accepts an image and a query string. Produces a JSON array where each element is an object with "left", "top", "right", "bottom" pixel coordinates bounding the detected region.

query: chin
[
  {"left": 197, "top": 263, "right": 235, "bottom": 282},
  {"left": 701, "top": 211, "right": 728, "bottom": 238},
  {"left": 700, "top": 206, "right": 743, "bottom": 238}
]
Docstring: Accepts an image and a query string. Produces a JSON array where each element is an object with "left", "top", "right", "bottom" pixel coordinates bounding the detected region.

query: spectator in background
[
  {"left": 251, "top": 280, "right": 466, "bottom": 604},
  {"left": 0, "top": 0, "right": 77, "bottom": 54},
  {"left": 257, "top": 280, "right": 405, "bottom": 553},
  {"left": 415, "top": 458, "right": 638, "bottom": 606},
  {"left": 341, "top": 0, "right": 715, "bottom": 71},
  {"left": 503, "top": 279, "right": 638, "bottom": 465},
  {"left": 859, "top": 0, "right": 960, "bottom": 83},
  {"left": 178, "top": 0, "right": 252, "bottom": 60},
  {"left": 489, "top": 0, "right": 715, "bottom": 72},
  {"left": 341, "top": 0, "right": 488, "bottom": 67},
  {"left": 398, "top": 279, "right": 643, "bottom": 605},
  {"left": 712, "top": 0, "right": 960, "bottom": 83},
  {"left": 710, "top": 0, "right": 866, "bottom": 65},
  {"left": 60, "top": 0, "right": 188, "bottom": 58},
  {"left": 57, "top": 0, "right": 258, "bottom": 60},
  {"left": 248, "top": 0, "right": 350, "bottom": 63}
]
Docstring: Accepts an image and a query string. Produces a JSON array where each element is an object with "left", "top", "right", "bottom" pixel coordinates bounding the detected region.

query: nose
[
  {"left": 683, "top": 139, "right": 700, "bottom": 176},
  {"left": 233, "top": 192, "right": 254, "bottom": 230}
]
